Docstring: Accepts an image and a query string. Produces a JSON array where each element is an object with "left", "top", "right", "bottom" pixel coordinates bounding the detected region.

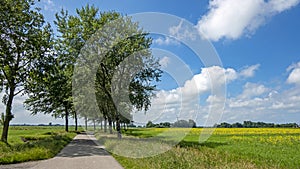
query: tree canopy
[
  {"left": 73, "top": 11, "right": 162, "bottom": 138},
  {"left": 0, "top": 0, "right": 52, "bottom": 142}
]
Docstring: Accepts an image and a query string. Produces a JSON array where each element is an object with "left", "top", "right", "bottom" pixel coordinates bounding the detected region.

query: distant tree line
[
  {"left": 146, "top": 119, "right": 197, "bottom": 128},
  {"left": 214, "top": 121, "right": 299, "bottom": 128}
]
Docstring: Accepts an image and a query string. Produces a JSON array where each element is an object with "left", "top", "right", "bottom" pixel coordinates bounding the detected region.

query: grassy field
[
  {"left": 97, "top": 128, "right": 300, "bottom": 169},
  {"left": 0, "top": 126, "right": 77, "bottom": 164}
]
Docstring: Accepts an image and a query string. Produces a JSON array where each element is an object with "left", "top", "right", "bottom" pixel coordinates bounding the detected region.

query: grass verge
[{"left": 0, "top": 126, "right": 77, "bottom": 164}]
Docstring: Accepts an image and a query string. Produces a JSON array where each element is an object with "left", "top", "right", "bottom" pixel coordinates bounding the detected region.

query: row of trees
[
  {"left": 146, "top": 119, "right": 197, "bottom": 128},
  {"left": 1, "top": 0, "right": 161, "bottom": 142},
  {"left": 214, "top": 121, "right": 299, "bottom": 128}
]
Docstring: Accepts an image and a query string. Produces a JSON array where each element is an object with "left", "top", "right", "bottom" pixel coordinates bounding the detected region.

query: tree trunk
[
  {"left": 1, "top": 87, "right": 15, "bottom": 142},
  {"left": 108, "top": 119, "right": 113, "bottom": 134},
  {"left": 116, "top": 114, "right": 122, "bottom": 139},
  {"left": 93, "top": 119, "right": 96, "bottom": 131},
  {"left": 113, "top": 121, "right": 115, "bottom": 130},
  {"left": 100, "top": 119, "right": 103, "bottom": 130},
  {"left": 74, "top": 111, "right": 78, "bottom": 132},
  {"left": 104, "top": 117, "right": 107, "bottom": 133},
  {"left": 85, "top": 116, "right": 88, "bottom": 131},
  {"left": 65, "top": 107, "right": 69, "bottom": 132}
]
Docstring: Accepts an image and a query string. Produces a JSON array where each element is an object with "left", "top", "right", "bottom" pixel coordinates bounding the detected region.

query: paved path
[{"left": 0, "top": 134, "right": 124, "bottom": 169}]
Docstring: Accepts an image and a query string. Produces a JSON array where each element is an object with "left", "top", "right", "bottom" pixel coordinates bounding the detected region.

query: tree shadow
[
  {"left": 121, "top": 130, "right": 228, "bottom": 149},
  {"left": 99, "top": 133, "right": 228, "bottom": 151},
  {"left": 57, "top": 138, "right": 110, "bottom": 157}
]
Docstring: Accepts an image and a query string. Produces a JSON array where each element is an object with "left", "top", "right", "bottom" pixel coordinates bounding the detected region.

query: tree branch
[{"left": 14, "top": 88, "right": 25, "bottom": 96}]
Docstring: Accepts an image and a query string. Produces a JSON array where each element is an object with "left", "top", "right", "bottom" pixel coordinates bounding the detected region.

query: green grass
[
  {"left": 97, "top": 128, "right": 300, "bottom": 169},
  {"left": 0, "top": 126, "right": 77, "bottom": 164}
]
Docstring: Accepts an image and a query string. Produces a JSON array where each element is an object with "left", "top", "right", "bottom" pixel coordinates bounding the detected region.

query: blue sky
[{"left": 3, "top": 0, "right": 300, "bottom": 125}]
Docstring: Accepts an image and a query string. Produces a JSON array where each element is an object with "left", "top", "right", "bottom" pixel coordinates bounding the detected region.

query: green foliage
[
  {"left": 0, "top": 0, "right": 52, "bottom": 142},
  {"left": 173, "top": 119, "right": 197, "bottom": 128},
  {"left": 65, "top": 6, "right": 162, "bottom": 137},
  {"left": 146, "top": 121, "right": 171, "bottom": 128}
]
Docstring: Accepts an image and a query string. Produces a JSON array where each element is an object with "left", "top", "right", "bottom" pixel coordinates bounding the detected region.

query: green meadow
[
  {"left": 0, "top": 126, "right": 76, "bottom": 164},
  {"left": 1, "top": 126, "right": 300, "bottom": 168},
  {"left": 98, "top": 128, "right": 300, "bottom": 169}
]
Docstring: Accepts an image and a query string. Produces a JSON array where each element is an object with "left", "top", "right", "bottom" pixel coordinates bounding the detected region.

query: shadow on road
[{"left": 57, "top": 137, "right": 110, "bottom": 157}]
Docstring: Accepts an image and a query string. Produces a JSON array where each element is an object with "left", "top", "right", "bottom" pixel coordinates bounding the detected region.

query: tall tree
[
  {"left": 91, "top": 17, "right": 162, "bottom": 138},
  {"left": 0, "top": 0, "right": 52, "bottom": 142},
  {"left": 25, "top": 5, "right": 120, "bottom": 132},
  {"left": 25, "top": 56, "right": 74, "bottom": 132}
]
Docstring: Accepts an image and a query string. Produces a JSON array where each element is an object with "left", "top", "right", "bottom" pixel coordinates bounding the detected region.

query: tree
[
  {"left": 93, "top": 18, "right": 162, "bottom": 138},
  {"left": 54, "top": 6, "right": 119, "bottom": 131},
  {"left": 188, "top": 119, "right": 197, "bottom": 128},
  {"left": 146, "top": 121, "right": 155, "bottom": 128},
  {"left": 72, "top": 9, "right": 162, "bottom": 138},
  {"left": 0, "top": 0, "right": 52, "bottom": 142},
  {"left": 25, "top": 6, "right": 120, "bottom": 132},
  {"left": 25, "top": 56, "right": 74, "bottom": 132},
  {"left": 173, "top": 119, "right": 196, "bottom": 128}
]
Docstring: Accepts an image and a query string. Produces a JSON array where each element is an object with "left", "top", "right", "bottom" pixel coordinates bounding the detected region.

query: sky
[{"left": 3, "top": 0, "right": 300, "bottom": 126}]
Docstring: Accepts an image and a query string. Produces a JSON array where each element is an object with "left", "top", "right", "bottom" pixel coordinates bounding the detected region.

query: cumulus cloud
[
  {"left": 238, "top": 82, "right": 269, "bottom": 99},
  {"left": 239, "top": 64, "right": 260, "bottom": 78},
  {"left": 225, "top": 85, "right": 300, "bottom": 123},
  {"left": 135, "top": 62, "right": 300, "bottom": 125},
  {"left": 197, "top": 0, "right": 300, "bottom": 41},
  {"left": 223, "top": 62, "right": 300, "bottom": 123},
  {"left": 134, "top": 65, "right": 238, "bottom": 125},
  {"left": 287, "top": 61, "right": 300, "bottom": 85},
  {"left": 287, "top": 68, "right": 300, "bottom": 85}
]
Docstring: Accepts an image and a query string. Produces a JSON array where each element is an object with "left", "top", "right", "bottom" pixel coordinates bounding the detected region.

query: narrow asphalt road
[{"left": 0, "top": 134, "right": 124, "bottom": 169}]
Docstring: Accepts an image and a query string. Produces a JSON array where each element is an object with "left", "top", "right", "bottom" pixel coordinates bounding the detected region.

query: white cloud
[
  {"left": 223, "top": 62, "right": 300, "bottom": 123},
  {"left": 135, "top": 62, "right": 300, "bottom": 125},
  {"left": 169, "top": 20, "right": 196, "bottom": 41},
  {"left": 153, "top": 37, "right": 180, "bottom": 46},
  {"left": 226, "top": 86, "right": 300, "bottom": 122},
  {"left": 287, "top": 61, "right": 300, "bottom": 85},
  {"left": 238, "top": 82, "right": 269, "bottom": 99},
  {"left": 287, "top": 68, "right": 300, "bottom": 85},
  {"left": 41, "top": 0, "right": 56, "bottom": 12},
  {"left": 0, "top": 93, "right": 66, "bottom": 125},
  {"left": 197, "top": 0, "right": 300, "bottom": 41},
  {"left": 4, "top": 62, "right": 300, "bottom": 125},
  {"left": 134, "top": 65, "right": 237, "bottom": 125},
  {"left": 268, "top": 0, "right": 300, "bottom": 13},
  {"left": 159, "top": 56, "right": 170, "bottom": 68},
  {"left": 180, "top": 66, "right": 237, "bottom": 96},
  {"left": 239, "top": 64, "right": 260, "bottom": 78},
  {"left": 287, "top": 61, "right": 300, "bottom": 71}
]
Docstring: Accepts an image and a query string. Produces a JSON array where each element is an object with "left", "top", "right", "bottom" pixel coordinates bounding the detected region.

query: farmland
[
  {"left": 98, "top": 128, "right": 300, "bottom": 169},
  {"left": 1, "top": 126, "right": 299, "bottom": 168}
]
